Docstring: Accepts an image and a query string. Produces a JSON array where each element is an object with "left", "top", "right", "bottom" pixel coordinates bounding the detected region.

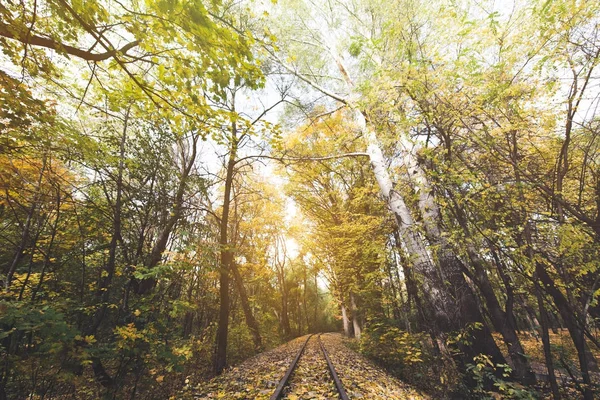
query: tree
[{"left": 266, "top": 0, "right": 507, "bottom": 374}]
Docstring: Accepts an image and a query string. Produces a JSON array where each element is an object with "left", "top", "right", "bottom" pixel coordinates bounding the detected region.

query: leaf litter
[
  {"left": 281, "top": 335, "right": 338, "bottom": 399},
  {"left": 180, "top": 335, "right": 309, "bottom": 400},
  {"left": 319, "top": 333, "right": 429, "bottom": 399},
  {"left": 179, "top": 333, "right": 427, "bottom": 399}
]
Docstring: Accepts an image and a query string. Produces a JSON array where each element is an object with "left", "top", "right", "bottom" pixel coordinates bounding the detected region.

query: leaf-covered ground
[
  {"left": 319, "top": 333, "right": 429, "bottom": 400},
  {"left": 178, "top": 333, "right": 427, "bottom": 399},
  {"left": 493, "top": 329, "right": 600, "bottom": 398},
  {"left": 179, "top": 335, "right": 309, "bottom": 399},
  {"left": 281, "top": 335, "right": 338, "bottom": 399}
]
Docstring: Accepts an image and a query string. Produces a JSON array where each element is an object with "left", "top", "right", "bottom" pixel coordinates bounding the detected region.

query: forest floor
[
  {"left": 319, "top": 333, "right": 427, "bottom": 399},
  {"left": 178, "top": 330, "right": 600, "bottom": 400},
  {"left": 494, "top": 329, "right": 600, "bottom": 378},
  {"left": 179, "top": 333, "right": 427, "bottom": 400},
  {"left": 280, "top": 335, "right": 337, "bottom": 399},
  {"left": 493, "top": 329, "right": 600, "bottom": 397}
]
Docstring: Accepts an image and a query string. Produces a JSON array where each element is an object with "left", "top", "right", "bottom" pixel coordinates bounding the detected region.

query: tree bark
[
  {"left": 5, "top": 156, "right": 47, "bottom": 289},
  {"left": 350, "top": 291, "right": 362, "bottom": 339},
  {"left": 363, "top": 127, "right": 447, "bottom": 328},
  {"left": 134, "top": 134, "right": 198, "bottom": 295},
  {"left": 536, "top": 285, "right": 561, "bottom": 400},
  {"left": 364, "top": 124, "right": 506, "bottom": 368},
  {"left": 214, "top": 118, "right": 237, "bottom": 374},
  {"left": 231, "top": 262, "right": 262, "bottom": 350},
  {"left": 341, "top": 301, "right": 351, "bottom": 337}
]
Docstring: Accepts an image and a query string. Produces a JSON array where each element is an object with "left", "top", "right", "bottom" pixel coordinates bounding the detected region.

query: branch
[
  {"left": 0, "top": 22, "right": 139, "bottom": 62},
  {"left": 234, "top": 151, "right": 369, "bottom": 165},
  {"left": 250, "top": 97, "right": 286, "bottom": 126},
  {"left": 267, "top": 49, "right": 349, "bottom": 105}
]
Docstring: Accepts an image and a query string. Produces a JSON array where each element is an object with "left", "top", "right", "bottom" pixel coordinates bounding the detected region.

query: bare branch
[
  {"left": 0, "top": 22, "right": 140, "bottom": 62},
  {"left": 235, "top": 151, "right": 369, "bottom": 166}
]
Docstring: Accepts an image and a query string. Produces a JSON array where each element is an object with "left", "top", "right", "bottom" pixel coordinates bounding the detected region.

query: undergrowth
[{"left": 357, "top": 323, "right": 539, "bottom": 399}]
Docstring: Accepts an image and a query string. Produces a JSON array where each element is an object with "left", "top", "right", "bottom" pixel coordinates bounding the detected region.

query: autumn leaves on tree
[{"left": 1, "top": 0, "right": 600, "bottom": 399}]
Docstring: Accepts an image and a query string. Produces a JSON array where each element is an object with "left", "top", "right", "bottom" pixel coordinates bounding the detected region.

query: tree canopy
[{"left": 1, "top": 0, "right": 600, "bottom": 399}]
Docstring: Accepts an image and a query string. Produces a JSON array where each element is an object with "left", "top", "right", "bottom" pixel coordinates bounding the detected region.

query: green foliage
[
  {"left": 227, "top": 324, "right": 259, "bottom": 365},
  {"left": 448, "top": 322, "right": 484, "bottom": 349},
  {"left": 2, "top": 0, "right": 600, "bottom": 398},
  {"left": 466, "top": 355, "right": 537, "bottom": 400},
  {"left": 359, "top": 323, "right": 425, "bottom": 367}
]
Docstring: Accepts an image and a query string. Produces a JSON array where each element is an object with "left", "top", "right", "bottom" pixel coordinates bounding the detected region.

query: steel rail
[
  {"left": 269, "top": 334, "right": 314, "bottom": 400},
  {"left": 271, "top": 334, "right": 349, "bottom": 400},
  {"left": 318, "top": 334, "right": 350, "bottom": 400}
]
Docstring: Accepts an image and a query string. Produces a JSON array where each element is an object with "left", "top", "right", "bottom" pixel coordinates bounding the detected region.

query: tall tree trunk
[
  {"left": 406, "top": 144, "right": 518, "bottom": 375},
  {"left": 214, "top": 119, "right": 237, "bottom": 374},
  {"left": 364, "top": 124, "right": 506, "bottom": 366},
  {"left": 350, "top": 291, "right": 362, "bottom": 339},
  {"left": 536, "top": 285, "right": 561, "bottom": 400},
  {"left": 281, "top": 287, "right": 291, "bottom": 337},
  {"left": 134, "top": 134, "right": 199, "bottom": 295},
  {"left": 364, "top": 127, "right": 446, "bottom": 328},
  {"left": 231, "top": 262, "right": 262, "bottom": 350},
  {"left": 341, "top": 301, "right": 351, "bottom": 337},
  {"left": 5, "top": 155, "right": 47, "bottom": 289}
]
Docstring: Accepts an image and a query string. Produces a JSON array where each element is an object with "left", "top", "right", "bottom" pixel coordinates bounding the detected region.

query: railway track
[{"left": 270, "top": 334, "right": 349, "bottom": 400}]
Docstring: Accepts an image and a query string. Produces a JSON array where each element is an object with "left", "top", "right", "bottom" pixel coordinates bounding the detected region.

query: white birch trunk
[
  {"left": 341, "top": 302, "right": 351, "bottom": 337},
  {"left": 401, "top": 141, "right": 443, "bottom": 240},
  {"left": 356, "top": 117, "right": 459, "bottom": 329},
  {"left": 277, "top": 36, "right": 453, "bottom": 330},
  {"left": 356, "top": 114, "right": 447, "bottom": 319},
  {"left": 350, "top": 291, "right": 362, "bottom": 340}
]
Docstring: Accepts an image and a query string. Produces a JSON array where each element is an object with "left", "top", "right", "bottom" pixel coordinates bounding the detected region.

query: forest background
[{"left": 1, "top": 0, "right": 600, "bottom": 398}]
